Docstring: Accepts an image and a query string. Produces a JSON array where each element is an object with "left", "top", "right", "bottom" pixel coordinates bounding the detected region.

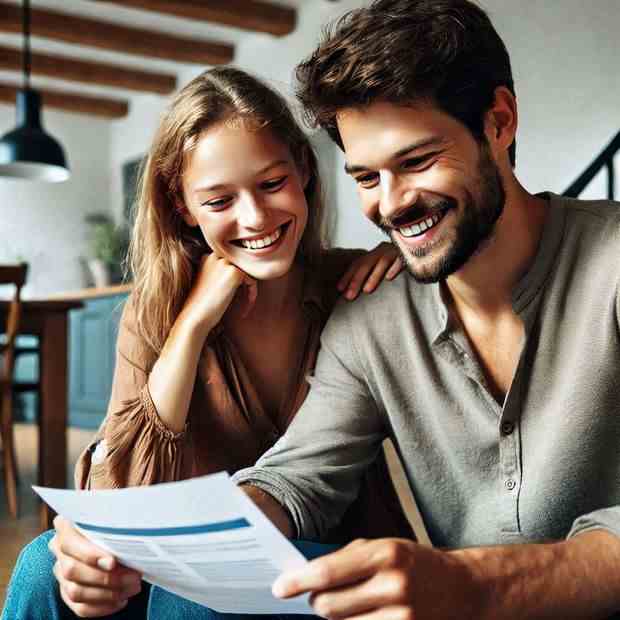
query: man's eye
[
  {"left": 261, "top": 176, "right": 287, "bottom": 191},
  {"left": 402, "top": 153, "right": 436, "bottom": 170},
  {"left": 355, "top": 173, "right": 379, "bottom": 188}
]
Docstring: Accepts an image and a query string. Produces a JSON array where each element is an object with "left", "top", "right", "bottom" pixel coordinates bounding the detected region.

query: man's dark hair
[{"left": 296, "top": 0, "right": 516, "bottom": 166}]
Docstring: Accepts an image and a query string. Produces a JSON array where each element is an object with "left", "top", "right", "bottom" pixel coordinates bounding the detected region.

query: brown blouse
[{"left": 75, "top": 250, "right": 413, "bottom": 543}]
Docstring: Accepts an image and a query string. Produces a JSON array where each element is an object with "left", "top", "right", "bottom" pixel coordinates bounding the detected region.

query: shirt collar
[
  {"left": 510, "top": 192, "right": 566, "bottom": 314},
  {"left": 429, "top": 191, "right": 565, "bottom": 343}
]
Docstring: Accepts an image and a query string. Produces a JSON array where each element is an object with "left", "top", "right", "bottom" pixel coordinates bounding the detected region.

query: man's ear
[
  {"left": 297, "top": 146, "right": 311, "bottom": 190},
  {"left": 484, "top": 86, "right": 517, "bottom": 156}
]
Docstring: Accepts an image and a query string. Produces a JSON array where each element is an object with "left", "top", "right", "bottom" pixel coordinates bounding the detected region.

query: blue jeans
[{"left": 2, "top": 531, "right": 334, "bottom": 619}]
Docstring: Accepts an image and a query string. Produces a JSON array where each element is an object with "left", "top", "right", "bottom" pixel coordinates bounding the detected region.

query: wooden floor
[{"left": 0, "top": 423, "right": 92, "bottom": 610}]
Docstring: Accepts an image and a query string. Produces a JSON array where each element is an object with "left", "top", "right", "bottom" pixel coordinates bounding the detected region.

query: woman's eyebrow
[{"left": 192, "top": 160, "right": 290, "bottom": 194}]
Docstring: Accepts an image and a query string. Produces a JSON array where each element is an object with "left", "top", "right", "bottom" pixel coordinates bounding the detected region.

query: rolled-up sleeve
[
  {"left": 233, "top": 303, "right": 385, "bottom": 540},
  {"left": 567, "top": 508, "right": 620, "bottom": 540}
]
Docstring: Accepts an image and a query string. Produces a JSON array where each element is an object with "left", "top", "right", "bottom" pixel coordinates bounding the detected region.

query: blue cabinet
[
  {"left": 69, "top": 294, "right": 128, "bottom": 429},
  {"left": 14, "top": 293, "right": 128, "bottom": 429}
]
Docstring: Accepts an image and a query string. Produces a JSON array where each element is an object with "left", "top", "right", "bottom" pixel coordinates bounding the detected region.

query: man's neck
[{"left": 445, "top": 180, "right": 549, "bottom": 319}]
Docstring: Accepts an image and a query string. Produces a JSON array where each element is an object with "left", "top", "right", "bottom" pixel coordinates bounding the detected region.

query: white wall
[
  {"left": 0, "top": 107, "right": 111, "bottom": 297},
  {"left": 2, "top": 0, "right": 618, "bottom": 297}
]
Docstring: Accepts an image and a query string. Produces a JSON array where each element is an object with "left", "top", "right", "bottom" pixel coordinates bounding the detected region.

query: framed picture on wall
[{"left": 122, "top": 156, "right": 144, "bottom": 225}]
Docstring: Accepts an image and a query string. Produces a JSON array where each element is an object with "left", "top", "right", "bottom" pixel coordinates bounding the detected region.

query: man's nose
[
  {"left": 238, "top": 193, "right": 267, "bottom": 230},
  {"left": 379, "top": 173, "right": 418, "bottom": 220}
]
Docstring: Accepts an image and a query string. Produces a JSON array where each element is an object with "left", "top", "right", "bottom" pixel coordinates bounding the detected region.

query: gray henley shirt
[{"left": 234, "top": 193, "right": 620, "bottom": 557}]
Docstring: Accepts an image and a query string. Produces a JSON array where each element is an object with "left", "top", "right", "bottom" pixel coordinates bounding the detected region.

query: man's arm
[
  {"left": 233, "top": 301, "right": 386, "bottom": 540},
  {"left": 241, "top": 484, "right": 294, "bottom": 537},
  {"left": 272, "top": 529, "right": 620, "bottom": 619}
]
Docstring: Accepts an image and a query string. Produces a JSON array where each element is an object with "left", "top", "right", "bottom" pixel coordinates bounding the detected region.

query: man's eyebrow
[
  {"left": 343, "top": 136, "right": 446, "bottom": 175},
  {"left": 193, "top": 160, "right": 289, "bottom": 194}
]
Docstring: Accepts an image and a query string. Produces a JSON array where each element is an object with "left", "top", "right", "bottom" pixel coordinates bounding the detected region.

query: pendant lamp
[{"left": 0, "top": 0, "right": 70, "bottom": 182}]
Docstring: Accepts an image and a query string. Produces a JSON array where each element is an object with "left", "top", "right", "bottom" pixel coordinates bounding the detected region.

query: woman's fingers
[
  {"left": 385, "top": 256, "right": 404, "bottom": 280},
  {"left": 58, "top": 582, "right": 128, "bottom": 619},
  {"left": 240, "top": 277, "right": 258, "bottom": 317},
  {"left": 54, "top": 562, "right": 140, "bottom": 603},
  {"left": 52, "top": 516, "right": 116, "bottom": 572},
  {"left": 361, "top": 257, "right": 393, "bottom": 293},
  {"left": 341, "top": 261, "right": 375, "bottom": 300}
]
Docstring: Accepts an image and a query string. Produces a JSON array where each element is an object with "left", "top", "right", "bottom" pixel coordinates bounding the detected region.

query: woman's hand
[
  {"left": 49, "top": 516, "right": 142, "bottom": 618},
  {"left": 181, "top": 253, "right": 258, "bottom": 334},
  {"left": 337, "top": 242, "right": 403, "bottom": 300}
]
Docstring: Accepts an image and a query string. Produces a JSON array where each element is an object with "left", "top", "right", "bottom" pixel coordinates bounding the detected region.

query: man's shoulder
[
  {"left": 326, "top": 271, "right": 436, "bottom": 332},
  {"left": 557, "top": 194, "right": 620, "bottom": 229}
]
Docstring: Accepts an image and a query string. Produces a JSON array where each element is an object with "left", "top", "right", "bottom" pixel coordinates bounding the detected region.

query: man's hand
[
  {"left": 272, "top": 538, "right": 481, "bottom": 620},
  {"left": 49, "top": 516, "right": 142, "bottom": 618},
  {"left": 273, "top": 531, "right": 620, "bottom": 620}
]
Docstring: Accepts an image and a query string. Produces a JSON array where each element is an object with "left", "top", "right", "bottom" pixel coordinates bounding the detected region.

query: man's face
[{"left": 338, "top": 101, "right": 505, "bottom": 283}]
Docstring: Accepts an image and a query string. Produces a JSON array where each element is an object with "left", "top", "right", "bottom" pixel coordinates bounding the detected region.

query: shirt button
[
  {"left": 501, "top": 421, "right": 515, "bottom": 435},
  {"left": 505, "top": 479, "right": 516, "bottom": 491}
]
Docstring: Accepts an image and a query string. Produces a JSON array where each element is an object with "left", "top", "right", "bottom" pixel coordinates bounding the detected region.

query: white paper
[{"left": 33, "top": 472, "right": 314, "bottom": 614}]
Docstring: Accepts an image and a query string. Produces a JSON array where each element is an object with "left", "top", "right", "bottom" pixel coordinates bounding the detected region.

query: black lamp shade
[{"left": 0, "top": 90, "right": 70, "bottom": 183}]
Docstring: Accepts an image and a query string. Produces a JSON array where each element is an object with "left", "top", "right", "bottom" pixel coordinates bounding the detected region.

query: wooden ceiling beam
[
  {"left": 0, "top": 45, "right": 176, "bottom": 95},
  {"left": 0, "top": 83, "right": 129, "bottom": 119},
  {"left": 91, "top": 0, "right": 297, "bottom": 37},
  {"left": 0, "top": 5, "right": 234, "bottom": 65}
]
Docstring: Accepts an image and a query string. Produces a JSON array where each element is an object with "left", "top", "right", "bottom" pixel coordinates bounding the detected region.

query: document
[{"left": 33, "top": 472, "right": 315, "bottom": 614}]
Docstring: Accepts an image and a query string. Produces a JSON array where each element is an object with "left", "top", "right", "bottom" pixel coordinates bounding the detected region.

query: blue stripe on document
[{"left": 75, "top": 518, "right": 251, "bottom": 537}]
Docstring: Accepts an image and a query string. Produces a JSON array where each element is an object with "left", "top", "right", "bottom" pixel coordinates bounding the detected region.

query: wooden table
[{"left": 1, "top": 299, "right": 82, "bottom": 529}]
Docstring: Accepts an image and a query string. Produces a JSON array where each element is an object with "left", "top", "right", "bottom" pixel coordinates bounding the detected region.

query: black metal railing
[{"left": 563, "top": 130, "right": 619, "bottom": 199}]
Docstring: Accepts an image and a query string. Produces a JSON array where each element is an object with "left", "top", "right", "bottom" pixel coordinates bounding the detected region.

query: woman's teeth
[
  {"left": 240, "top": 225, "right": 283, "bottom": 250},
  {"left": 399, "top": 212, "right": 443, "bottom": 238}
]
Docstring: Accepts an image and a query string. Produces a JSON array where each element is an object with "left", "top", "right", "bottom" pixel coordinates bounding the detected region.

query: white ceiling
[{"left": 0, "top": 0, "right": 312, "bottom": 107}]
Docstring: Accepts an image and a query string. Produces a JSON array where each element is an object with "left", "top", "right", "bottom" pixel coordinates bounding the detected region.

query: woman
[{"left": 3, "top": 67, "right": 412, "bottom": 619}]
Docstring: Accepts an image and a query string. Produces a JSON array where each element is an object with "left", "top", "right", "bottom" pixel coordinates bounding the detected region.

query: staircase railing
[{"left": 563, "top": 129, "right": 619, "bottom": 199}]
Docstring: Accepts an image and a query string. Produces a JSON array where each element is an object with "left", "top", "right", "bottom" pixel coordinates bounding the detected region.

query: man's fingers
[
  {"left": 273, "top": 541, "right": 379, "bottom": 598},
  {"left": 310, "top": 569, "right": 412, "bottom": 619}
]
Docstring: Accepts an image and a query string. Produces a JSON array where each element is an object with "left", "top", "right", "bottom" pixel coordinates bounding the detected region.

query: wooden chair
[{"left": 0, "top": 263, "right": 28, "bottom": 518}]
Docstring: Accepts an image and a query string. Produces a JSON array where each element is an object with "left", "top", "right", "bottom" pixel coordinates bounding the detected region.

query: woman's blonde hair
[{"left": 128, "top": 67, "right": 327, "bottom": 357}]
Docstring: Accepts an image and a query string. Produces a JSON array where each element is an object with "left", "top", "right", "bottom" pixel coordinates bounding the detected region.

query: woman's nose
[{"left": 238, "top": 193, "right": 267, "bottom": 230}]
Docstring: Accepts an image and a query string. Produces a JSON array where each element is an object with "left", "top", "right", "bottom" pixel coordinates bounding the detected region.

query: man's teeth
[
  {"left": 240, "top": 226, "right": 283, "bottom": 250},
  {"left": 399, "top": 212, "right": 442, "bottom": 238}
]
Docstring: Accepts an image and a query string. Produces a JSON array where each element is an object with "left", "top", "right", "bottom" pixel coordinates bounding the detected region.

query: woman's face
[{"left": 180, "top": 121, "right": 309, "bottom": 281}]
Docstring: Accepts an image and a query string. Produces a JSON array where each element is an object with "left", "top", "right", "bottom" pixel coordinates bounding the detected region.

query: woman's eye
[
  {"left": 355, "top": 173, "right": 379, "bottom": 189},
  {"left": 261, "top": 176, "right": 287, "bottom": 191},
  {"left": 202, "top": 197, "right": 231, "bottom": 210}
]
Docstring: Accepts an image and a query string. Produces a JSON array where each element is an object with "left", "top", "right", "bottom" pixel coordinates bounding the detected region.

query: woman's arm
[
  {"left": 147, "top": 253, "right": 256, "bottom": 433},
  {"left": 76, "top": 253, "right": 255, "bottom": 490}
]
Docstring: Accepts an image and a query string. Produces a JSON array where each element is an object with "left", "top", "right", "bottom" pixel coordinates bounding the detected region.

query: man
[{"left": 232, "top": 0, "right": 620, "bottom": 618}]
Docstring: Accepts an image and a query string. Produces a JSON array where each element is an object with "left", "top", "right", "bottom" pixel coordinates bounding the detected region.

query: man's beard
[{"left": 379, "top": 143, "right": 506, "bottom": 284}]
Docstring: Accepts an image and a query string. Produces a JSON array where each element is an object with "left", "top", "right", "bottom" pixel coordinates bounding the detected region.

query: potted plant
[{"left": 84, "top": 213, "right": 129, "bottom": 287}]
